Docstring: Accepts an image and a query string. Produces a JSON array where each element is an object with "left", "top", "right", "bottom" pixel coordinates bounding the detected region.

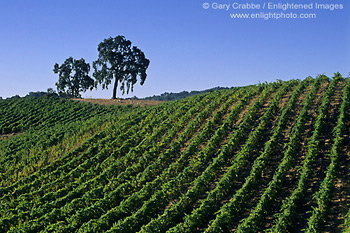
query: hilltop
[
  {"left": 72, "top": 98, "right": 164, "bottom": 107},
  {"left": 0, "top": 74, "right": 350, "bottom": 232}
]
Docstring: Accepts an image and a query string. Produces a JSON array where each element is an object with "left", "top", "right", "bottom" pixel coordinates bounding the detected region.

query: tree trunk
[{"left": 112, "top": 78, "right": 118, "bottom": 99}]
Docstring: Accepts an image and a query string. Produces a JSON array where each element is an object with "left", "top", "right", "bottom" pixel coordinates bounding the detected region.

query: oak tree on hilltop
[
  {"left": 54, "top": 57, "right": 94, "bottom": 98},
  {"left": 93, "top": 35, "right": 150, "bottom": 99}
]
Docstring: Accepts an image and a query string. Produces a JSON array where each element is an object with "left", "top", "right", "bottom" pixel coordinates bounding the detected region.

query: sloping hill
[{"left": 0, "top": 74, "right": 349, "bottom": 232}]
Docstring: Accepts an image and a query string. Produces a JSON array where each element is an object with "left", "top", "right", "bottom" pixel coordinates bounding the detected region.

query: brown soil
[
  {"left": 0, "top": 132, "right": 24, "bottom": 140},
  {"left": 289, "top": 80, "right": 342, "bottom": 232},
  {"left": 323, "top": 81, "right": 350, "bottom": 232},
  {"left": 228, "top": 84, "right": 305, "bottom": 232},
  {"left": 72, "top": 98, "right": 164, "bottom": 107},
  {"left": 261, "top": 80, "right": 327, "bottom": 231}
]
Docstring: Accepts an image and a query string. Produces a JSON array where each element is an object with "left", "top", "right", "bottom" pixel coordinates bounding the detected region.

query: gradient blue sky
[{"left": 0, "top": 0, "right": 349, "bottom": 99}]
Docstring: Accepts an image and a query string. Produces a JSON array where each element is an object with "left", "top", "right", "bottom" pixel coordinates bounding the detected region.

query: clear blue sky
[{"left": 0, "top": 0, "right": 349, "bottom": 99}]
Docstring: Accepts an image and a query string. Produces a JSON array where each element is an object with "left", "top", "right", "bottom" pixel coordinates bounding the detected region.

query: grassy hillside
[{"left": 0, "top": 74, "right": 349, "bottom": 232}]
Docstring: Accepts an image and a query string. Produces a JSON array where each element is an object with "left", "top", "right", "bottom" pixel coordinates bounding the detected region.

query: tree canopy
[
  {"left": 93, "top": 35, "right": 150, "bottom": 99},
  {"left": 53, "top": 57, "right": 94, "bottom": 98}
]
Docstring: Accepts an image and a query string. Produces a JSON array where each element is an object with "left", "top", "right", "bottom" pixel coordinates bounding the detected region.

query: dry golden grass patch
[{"left": 72, "top": 98, "right": 164, "bottom": 107}]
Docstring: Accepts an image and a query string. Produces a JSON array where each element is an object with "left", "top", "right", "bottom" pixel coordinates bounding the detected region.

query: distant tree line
[
  {"left": 1, "top": 87, "right": 234, "bottom": 102},
  {"left": 0, "top": 89, "right": 59, "bottom": 100},
  {"left": 142, "top": 87, "right": 233, "bottom": 101}
]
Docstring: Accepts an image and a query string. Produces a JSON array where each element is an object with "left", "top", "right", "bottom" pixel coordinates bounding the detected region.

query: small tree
[
  {"left": 93, "top": 35, "right": 150, "bottom": 99},
  {"left": 46, "top": 88, "right": 58, "bottom": 98},
  {"left": 54, "top": 57, "right": 94, "bottom": 98}
]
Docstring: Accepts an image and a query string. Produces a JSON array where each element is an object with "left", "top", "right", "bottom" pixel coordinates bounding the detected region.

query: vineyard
[{"left": 1, "top": 73, "right": 350, "bottom": 232}]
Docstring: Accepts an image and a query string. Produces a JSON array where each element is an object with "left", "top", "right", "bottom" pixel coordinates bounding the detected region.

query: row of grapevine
[
  {"left": 103, "top": 82, "right": 276, "bottom": 233},
  {"left": 165, "top": 80, "right": 293, "bottom": 233},
  {"left": 68, "top": 87, "right": 253, "bottom": 233},
  {"left": 0, "top": 97, "right": 124, "bottom": 134},
  {"left": 232, "top": 76, "right": 321, "bottom": 232},
  {"left": 0, "top": 87, "right": 238, "bottom": 231},
  {"left": 0, "top": 93, "right": 213, "bottom": 231},
  {"left": 270, "top": 75, "right": 338, "bottom": 232},
  {"left": 1, "top": 105, "right": 157, "bottom": 198},
  {"left": 1, "top": 75, "right": 349, "bottom": 232},
  {"left": 305, "top": 76, "right": 350, "bottom": 232},
  {"left": 137, "top": 83, "right": 268, "bottom": 232},
  {"left": 0, "top": 97, "right": 145, "bottom": 186},
  {"left": 202, "top": 79, "right": 307, "bottom": 233}
]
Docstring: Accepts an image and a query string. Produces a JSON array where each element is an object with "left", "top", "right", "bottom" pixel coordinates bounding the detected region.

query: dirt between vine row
[{"left": 0, "top": 132, "right": 24, "bottom": 140}]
